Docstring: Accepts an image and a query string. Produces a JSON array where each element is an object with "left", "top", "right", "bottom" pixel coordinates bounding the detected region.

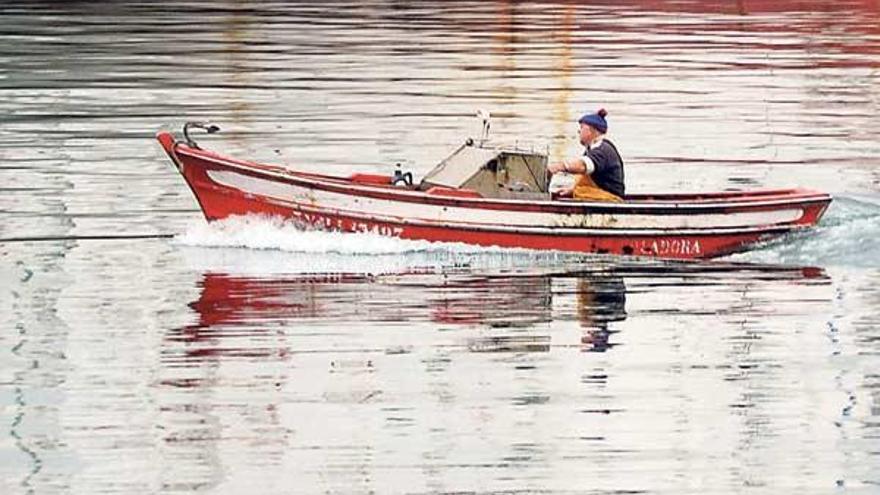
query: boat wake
[
  {"left": 727, "top": 194, "right": 880, "bottom": 268},
  {"left": 172, "top": 214, "right": 581, "bottom": 275},
  {"left": 175, "top": 214, "right": 441, "bottom": 255}
]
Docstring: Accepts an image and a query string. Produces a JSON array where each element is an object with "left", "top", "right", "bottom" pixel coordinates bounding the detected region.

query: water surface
[{"left": 2, "top": 1, "right": 879, "bottom": 493}]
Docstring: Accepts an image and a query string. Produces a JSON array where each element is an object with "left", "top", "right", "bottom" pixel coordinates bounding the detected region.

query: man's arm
[{"left": 547, "top": 156, "right": 596, "bottom": 175}]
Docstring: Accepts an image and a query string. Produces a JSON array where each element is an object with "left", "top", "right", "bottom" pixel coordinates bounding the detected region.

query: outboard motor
[{"left": 392, "top": 163, "right": 413, "bottom": 187}]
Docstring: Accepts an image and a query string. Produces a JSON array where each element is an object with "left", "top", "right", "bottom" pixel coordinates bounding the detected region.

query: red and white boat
[{"left": 157, "top": 122, "right": 831, "bottom": 260}]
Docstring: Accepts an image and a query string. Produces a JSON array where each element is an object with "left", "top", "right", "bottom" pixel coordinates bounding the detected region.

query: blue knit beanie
[{"left": 578, "top": 108, "right": 608, "bottom": 133}]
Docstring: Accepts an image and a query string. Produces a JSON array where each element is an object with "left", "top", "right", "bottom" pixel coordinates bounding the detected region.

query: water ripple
[{"left": 2, "top": 1, "right": 880, "bottom": 493}]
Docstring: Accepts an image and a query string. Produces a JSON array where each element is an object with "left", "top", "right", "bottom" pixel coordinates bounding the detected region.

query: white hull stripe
[
  {"left": 184, "top": 147, "right": 826, "bottom": 211},
  {"left": 206, "top": 170, "right": 805, "bottom": 231},
  {"left": 268, "top": 197, "right": 798, "bottom": 237}
]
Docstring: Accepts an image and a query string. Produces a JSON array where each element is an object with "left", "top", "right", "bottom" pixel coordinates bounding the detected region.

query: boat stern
[{"left": 793, "top": 189, "right": 833, "bottom": 228}]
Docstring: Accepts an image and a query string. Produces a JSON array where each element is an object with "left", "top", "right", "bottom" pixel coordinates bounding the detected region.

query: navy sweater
[{"left": 584, "top": 139, "right": 625, "bottom": 197}]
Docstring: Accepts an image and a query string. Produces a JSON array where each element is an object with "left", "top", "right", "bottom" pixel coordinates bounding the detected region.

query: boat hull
[{"left": 157, "top": 132, "right": 831, "bottom": 260}]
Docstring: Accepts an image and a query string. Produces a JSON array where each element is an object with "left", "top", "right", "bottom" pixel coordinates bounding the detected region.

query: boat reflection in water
[
  {"left": 157, "top": 262, "right": 634, "bottom": 488},
  {"left": 168, "top": 257, "right": 832, "bottom": 362},
  {"left": 170, "top": 265, "right": 630, "bottom": 361},
  {"left": 156, "top": 254, "right": 831, "bottom": 489}
]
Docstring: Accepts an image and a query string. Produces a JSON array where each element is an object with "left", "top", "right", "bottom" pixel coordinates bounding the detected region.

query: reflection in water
[
  {"left": 159, "top": 265, "right": 633, "bottom": 491},
  {"left": 159, "top": 276, "right": 296, "bottom": 492},
  {"left": 549, "top": 4, "right": 576, "bottom": 162},
  {"left": 428, "top": 273, "right": 554, "bottom": 328},
  {"left": 576, "top": 275, "right": 627, "bottom": 352},
  {"left": 175, "top": 268, "right": 628, "bottom": 353},
  {"left": 489, "top": 0, "right": 519, "bottom": 106},
  {"left": 148, "top": 259, "right": 852, "bottom": 492},
  {"left": 6, "top": 245, "right": 73, "bottom": 493}
]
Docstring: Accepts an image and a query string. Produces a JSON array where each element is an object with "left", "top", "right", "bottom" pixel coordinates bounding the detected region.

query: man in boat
[{"left": 547, "top": 108, "right": 625, "bottom": 202}]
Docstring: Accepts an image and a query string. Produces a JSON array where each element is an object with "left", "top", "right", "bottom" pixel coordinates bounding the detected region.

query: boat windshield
[{"left": 419, "top": 142, "right": 549, "bottom": 199}]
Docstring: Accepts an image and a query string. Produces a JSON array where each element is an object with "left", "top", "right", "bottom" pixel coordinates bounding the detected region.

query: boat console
[
  {"left": 415, "top": 110, "right": 550, "bottom": 199},
  {"left": 419, "top": 141, "right": 549, "bottom": 199}
]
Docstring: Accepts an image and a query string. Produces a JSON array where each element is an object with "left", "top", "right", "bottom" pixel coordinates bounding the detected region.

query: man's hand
[
  {"left": 555, "top": 186, "right": 574, "bottom": 197},
  {"left": 548, "top": 158, "right": 586, "bottom": 175},
  {"left": 547, "top": 161, "right": 567, "bottom": 174}
]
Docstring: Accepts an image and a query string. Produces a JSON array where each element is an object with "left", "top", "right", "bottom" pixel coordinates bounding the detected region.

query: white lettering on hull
[
  {"left": 633, "top": 238, "right": 703, "bottom": 256},
  {"left": 286, "top": 204, "right": 405, "bottom": 237},
  {"left": 352, "top": 222, "right": 404, "bottom": 237},
  {"left": 289, "top": 210, "right": 343, "bottom": 230}
]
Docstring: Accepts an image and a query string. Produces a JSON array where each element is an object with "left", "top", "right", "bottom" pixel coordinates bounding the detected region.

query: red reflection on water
[
  {"left": 634, "top": 0, "right": 880, "bottom": 15},
  {"left": 430, "top": 275, "right": 554, "bottom": 326},
  {"left": 172, "top": 264, "right": 827, "bottom": 358},
  {"left": 480, "top": 0, "right": 880, "bottom": 68},
  {"left": 175, "top": 270, "right": 631, "bottom": 354},
  {"left": 187, "top": 273, "right": 359, "bottom": 326},
  {"left": 163, "top": 274, "right": 373, "bottom": 362}
]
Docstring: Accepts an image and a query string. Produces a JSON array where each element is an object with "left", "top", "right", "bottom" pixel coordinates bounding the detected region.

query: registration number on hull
[
  {"left": 635, "top": 238, "right": 703, "bottom": 256},
  {"left": 291, "top": 210, "right": 404, "bottom": 237}
]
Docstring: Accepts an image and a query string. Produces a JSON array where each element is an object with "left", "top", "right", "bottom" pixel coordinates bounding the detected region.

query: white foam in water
[
  {"left": 172, "top": 214, "right": 582, "bottom": 275},
  {"left": 175, "top": 214, "right": 442, "bottom": 254},
  {"left": 728, "top": 194, "right": 880, "bottom": 268}
]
